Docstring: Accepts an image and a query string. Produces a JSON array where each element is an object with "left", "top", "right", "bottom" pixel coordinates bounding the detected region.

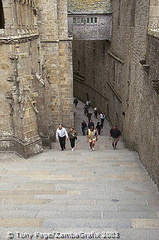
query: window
[
  {"left": 0, "top": 0, "right": 5, "bottom": 29},
  {"left": 73, "top": 17, "right": 85, "bottom": 24},
  {"left": 78, "top": 60, "right": 80, "bottom": 72},
  {"left": 81, "top": 17, "right": 84, "bottom": 24},
  {"left": 72, "top": 16, "right": 98, "bottom": 25},
  {"left": 86, "top": 17, "right": 98, "bottom": 25},
  {"left": 77, "top": 17, "right": 80, "bottom": 24},
  {"left": 117, "top": 0, "right": 121, "bottom": 26},
  {"left": 130, "top": 0, "right": 136, "bottom": 27}
]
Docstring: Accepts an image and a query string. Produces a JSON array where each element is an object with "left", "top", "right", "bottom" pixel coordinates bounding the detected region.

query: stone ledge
[{"left": 0, "top": 33, "right": 39, "bottom": 44}]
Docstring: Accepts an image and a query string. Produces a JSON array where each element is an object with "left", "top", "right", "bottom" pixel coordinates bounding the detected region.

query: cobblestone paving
[{"left": 0, "top": 100, "right": 159, "bottom": 240}]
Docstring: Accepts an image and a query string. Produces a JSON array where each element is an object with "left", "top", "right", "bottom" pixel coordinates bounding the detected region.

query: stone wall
[
  {"left": 0, "top": 0, "right": 43, "bottom": 158},
  {"left": 110, "top": 0, "right": 159, "bottom": 187},
  {"left": 68, "top": 14, "right": 112, "bottom": 40},
  {"left": 0, "top": 0, "right": 73, "bottom": 157},
  {"left": 73, "top": 0, "right": 159, "bottom": 188},
  {"left": 37, "top": 0, "right": 74, "bottom": 132},
  {"left": 68, "top": 0, "right": 112, "bottom": 41},
  {"left": 73, "top": 40, "right": 122, "bottom": 130}
]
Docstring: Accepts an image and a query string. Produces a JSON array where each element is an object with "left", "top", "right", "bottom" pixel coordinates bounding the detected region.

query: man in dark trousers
[
  {"left": 110, "top": 125, "right": 121, "bottom": 149},
  {"left": 56, "top": 124, "right": 68, "bottom": 151},
  {"left": 81, "top": 120, "right": 87, "bottom": 135},
  {"left": 100, "top": 113, "right": 105, "bottom": 127}
]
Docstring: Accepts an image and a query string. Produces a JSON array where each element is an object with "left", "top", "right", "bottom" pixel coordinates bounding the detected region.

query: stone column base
[{"left": 0, "top": 136, "right": 43, "bottom": 159}]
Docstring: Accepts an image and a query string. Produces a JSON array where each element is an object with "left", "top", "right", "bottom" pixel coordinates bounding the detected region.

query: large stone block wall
[
  {"left": 38, "top": 0, "right": 74, "bottom": 133},
  {"left": 112, "top": 0, "right": 159, "bottom": 187},
  {"left": 73, "top": 40, "right": 123, "bottom": 130},
  {"left": 110, "top": 0, "right": 159, "bottom": 187},
  {"left": 0, "top": 0, "right": 73, "bottom": 157},
  {"left": 73, "top": 0, "right": 159, "bottom": 188}
]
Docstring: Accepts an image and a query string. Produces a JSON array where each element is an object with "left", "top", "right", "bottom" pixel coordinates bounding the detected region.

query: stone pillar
[
  {"left": 37, "top": 0, "right": 73, "bottom": 141},
  {"left": 58, "top": 0, "right": 74, "bottom": 127}
]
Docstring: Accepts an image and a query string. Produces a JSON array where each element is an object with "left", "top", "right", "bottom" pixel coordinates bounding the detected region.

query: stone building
[
  {"left": 0, "top": 0, "right": 73, "bottom": 158},
  {"left": 68, "top": 0, "right": 112, "bottom": 40},
  {"left": 71, "top": 0, "right": 159, "bottom": 188}
]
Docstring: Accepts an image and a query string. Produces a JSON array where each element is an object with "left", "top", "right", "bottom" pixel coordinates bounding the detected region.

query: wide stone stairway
[{"left": 0, "top": 100, "right": 159, "bottom": 240}]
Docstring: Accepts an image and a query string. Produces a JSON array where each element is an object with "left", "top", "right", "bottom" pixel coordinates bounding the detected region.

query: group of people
[
  {"left": 56, "top": 123, "right": 121, "bottom": 152},
  {"left": 56, "top": 124, "right": 77, "bottom": 151},
  {"left": 81, "top": 120, "right": 102, "bottom": 136},
  {"left": 55, "top": 98, "right": 121, "bottom": 151}
]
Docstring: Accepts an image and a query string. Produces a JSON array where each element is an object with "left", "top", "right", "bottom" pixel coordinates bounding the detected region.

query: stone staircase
[{"left": 0, "top": 100, "right": 158, "bottom": 239}]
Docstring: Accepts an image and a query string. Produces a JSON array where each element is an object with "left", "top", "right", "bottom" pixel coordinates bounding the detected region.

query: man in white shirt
[
  {"left": 100, "top": 113, "right": 105, "bottom": 127},
  {"left": 56, "top": 124, "right": 68, "bottom": 151}
]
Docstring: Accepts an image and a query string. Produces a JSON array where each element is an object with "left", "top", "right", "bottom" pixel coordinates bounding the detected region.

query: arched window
[{"left": 0, "top": 0, "right": 5, "bottom": 29}]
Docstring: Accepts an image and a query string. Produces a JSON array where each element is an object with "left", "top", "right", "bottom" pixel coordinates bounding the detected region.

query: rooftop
[{"left": 68, "top": 0, "right": 112, "bottom": 14}]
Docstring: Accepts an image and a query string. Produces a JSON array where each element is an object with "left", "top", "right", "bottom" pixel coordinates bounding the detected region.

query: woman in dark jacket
[{"left": 68, "top": 127, "right": 77, "bottom": 151}]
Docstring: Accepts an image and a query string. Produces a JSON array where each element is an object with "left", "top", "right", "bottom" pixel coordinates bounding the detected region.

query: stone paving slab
[
  {"left": 0, "top": 218, "right": 43, "bottom": 227},
  {"left": 36, "top": 210, "right": 102, "bottom": 219},
  {"left": 0, "top": 210, "right": 38, "bottom": 218},
  {"left": 42, "top": 218, "right": 131, "bottom": 229},
  {"left": 131, "top": 218, "right": 159, "bottom": 229},
  {"left": 102, "top": 211, "right": 158, "bottom": 219}
]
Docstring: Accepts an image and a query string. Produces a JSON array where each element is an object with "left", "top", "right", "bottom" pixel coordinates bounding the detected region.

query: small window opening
[
  {"left": 78, "top": 60, "right": 80, "bottom": 72},
  {"left": 81, "top": 17, "right": 84, "bottom": 24},
  {"left": 0, "top": 0, "right": 5, "bottom": 29}
]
